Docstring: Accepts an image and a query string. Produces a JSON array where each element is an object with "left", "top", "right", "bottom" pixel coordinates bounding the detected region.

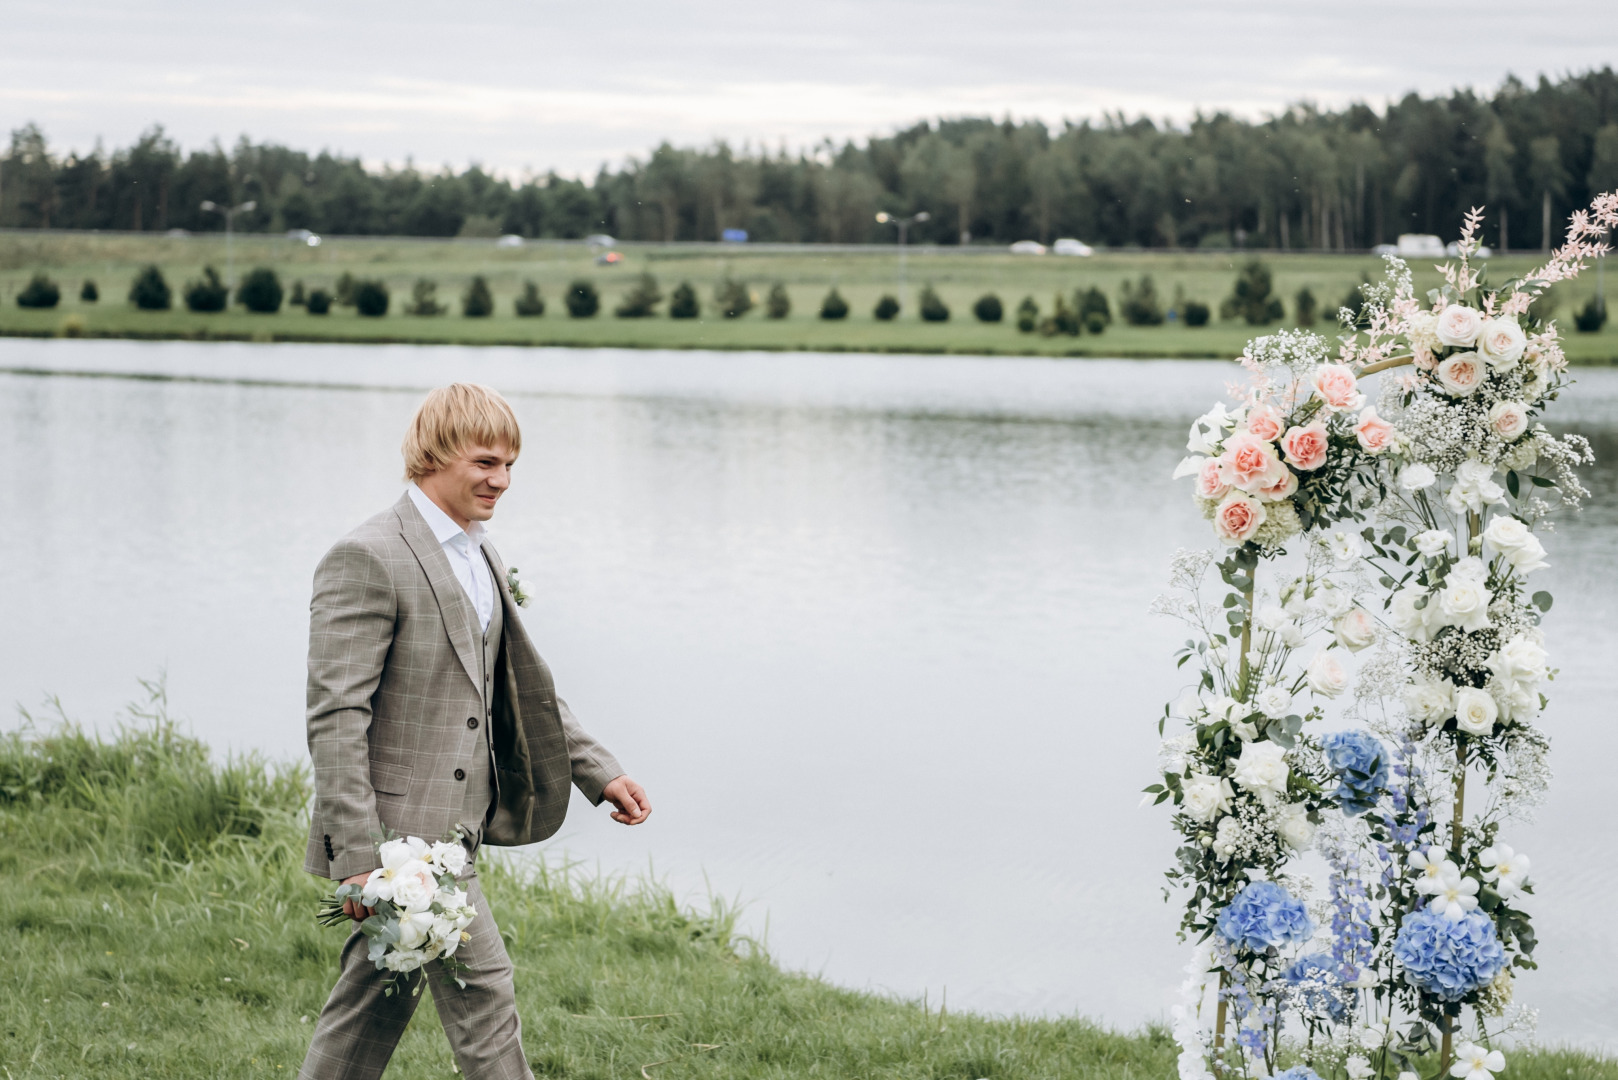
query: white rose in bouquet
[
  {"left": 1389, "top": 589, "right": 1435, "bottom": 643},
  {"left": 1445, "top": 460, "right": 1505, "bottom": 514},
  {"left": 1412, "top": 529, "right": 1453, "bottom": 558},
  {"left": 1256, "top": 685, "right": 1293, "bottom": 718},
  {"left": 429, "top": 840, "right": 468, "bottom": 878},
  {"left": 1333, "top": 607, "right": 1377, "bottom": 652},
  {"left": 1477, "top": 317, "right": 1527, "bottom": 369},
  {"left": 1437, "top": 578, "right": 1492, "bottom": 632},
  {"left": 1436, "top": 352, "right": 1486, "bottom": 396},
  {"left": 1454, "top": 687, "right": 1500, "bottom": 736},
  {"left": 1403, "top": 678, "right": 1455, "bottom": 726},
  {"left": 1487, "top": 401, "right": 1530, "bottom": 441},
  {"left": 1491, "top": 678, "right": 1539, "bottom": 723},
  {"left": 1277, "top": 802, "right": 1315, "bottom": 850},
  {"left": 1398, "top": 463, "right": 1437, "bottom": 492},
  {"left": 1325, "top": 530, "right": 1363, "bottom": 566},
  {"left": 1315, "top": 582, "right": 1356, "bottom": 618},
  {"left": 1232, "top": 740, "right": 1290, "bottom": 799},
  {"left": 1182, "top": 773, "right": 1235, "bottom": 823},
  {"left": 1489, "top": 633, "right": 1549, "bottom": 686},
  {"left": 1484, "top": 516, "right": 1549, "bottom": 574},
  {"left": 1449, "top": 555, "right": 1489, "bottom": 584},
  {"left": 1436, "top": 304, "right": 1483, "bottom": 347},
  {"left": 381, "top": 860, "right": 438, "bottom": 913},
  {"left": 1306, "top": 650, "right": 1349, "bottom": 698}
]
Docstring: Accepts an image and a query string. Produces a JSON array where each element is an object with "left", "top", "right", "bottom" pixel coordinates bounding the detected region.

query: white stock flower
[
  {"left": 1413, "top": 529, "right": 1454, "bottom": 558},
  {"left": 1334, "top": 607, "right": 1377, "bottom": 652},
  {"left": 1389, "top": 589, "right": 1436, "bottom": 643},
  {"left": 1256, "top": 685, "right": 1293, "bottom": 718},
  {"left": 1315, "top": 582, "right": 1356, "bottom": 618},
  {"left": 1325, "top": 530, "right": 1363, "bottom": 565},
  {"left": 1477, "top": 318, "right": 1528, "bottom": 369},
  {"left": 1436, "top": 304, "right": 1483, "bottom": 347},
  {"left": 1479, "top": 844, "right": 1531, "bottom": 898},
  {"left": 1454, "top": 687, "right": 1500, "bottom": 736},
  {"left": 1306, "top": 650, "right": 1349, "bottom": 698},
  {"left": 1278, "top": 802, "right": 1315, "bottom": 850},
  {"left": 1431, "top": 867, "right": 1481, "bottom": 920},
  {"left": 1403, "top": 678, "right": 1456, "bottom": 726},
  {"left": 1398, "top": 462, "right": 1438, "bottom": 491},
  {"left": 1182, "top": 773, "right": 1234, "bottom": 823},
  {"left": 1255, "top": 605, "right": 1291, "bottom": 632},
  {"left": 1450, "top": 1044, "right": 1506, "bottom": 1080},
  {"left": 1232, "top": 740, "right": 1290, "bottom": 799},
  {"left": 1437, "top": 578, "right": 1492, "bottom": 632}
]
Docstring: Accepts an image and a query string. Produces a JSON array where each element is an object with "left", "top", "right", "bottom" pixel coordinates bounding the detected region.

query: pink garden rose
[
  {"left": 1254, "top": 465, "right": 1298, "bottom": 502},
  {"left": 1435, "top": 352, "right": 1485, "bottom": 396},
  {"left": 1214, "top": 494, "right": 1267, "bottom": 544},
  {"left": 1281, "top": 422, "right": 1330, "bottom": 471},
  {"left": 1218, "top": 431, "right": 1283, "bottom": 492},
  {"left": 1477, "top": 317, "right": 1527, "bottom": 369},
  {"left": 1436, "top": 304, "right": 1483, "bottom": 347},
  {"left": 1487, "top": 400, "right": 1529, "bottom": 440},
  {"left": 1355, "top": 407, "right": 1395, "bottom": 453},
  {"left": 1312, "top": 364, "right": 1364, "bottom": 412},
  {"left": 1245, "top": 404, "right": 1285, "bottom": 442},
  {"left": 1196, "top": 456, "right": 1232, "bottom": 500}
]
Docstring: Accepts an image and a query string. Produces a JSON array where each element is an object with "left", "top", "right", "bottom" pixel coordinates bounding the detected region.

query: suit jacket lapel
[{"left": 394, "top": 494, "right": 482, "bottom": 693}]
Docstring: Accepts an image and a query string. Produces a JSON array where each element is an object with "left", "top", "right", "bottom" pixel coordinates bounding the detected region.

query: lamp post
[
  {"left": 200, "top": 199, "right": 257, "bottom": 294},
  {"left": 875, "top": 211, "right": 930, "bottom": 303}
]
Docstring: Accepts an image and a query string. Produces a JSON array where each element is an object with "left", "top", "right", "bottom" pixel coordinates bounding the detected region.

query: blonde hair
[{"left": 401, "top": 383, "right": 522, "bottom": 481}]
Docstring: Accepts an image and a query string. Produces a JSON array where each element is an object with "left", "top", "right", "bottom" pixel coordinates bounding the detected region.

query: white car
[
  {"left": 286, "top": 228, "right": 322, "bottom": 247},
  {"left": 1052, "top": 238, "right": 1094, "bottom": 256},
  {"left": 1372, "top": 243, "right": 1398, "bottom": 257},
  {"left": 1396, "top": 234, "right": 1445, "bottom": 258},
  {"left": 584, "top": 234, "right": 617, "bottom": 247},
  {"left": 496, "top": 234, "right": 525, "bottom": 248},
  {"left": 1009, "top": 240, "right": 1048, "bottom": 255}
]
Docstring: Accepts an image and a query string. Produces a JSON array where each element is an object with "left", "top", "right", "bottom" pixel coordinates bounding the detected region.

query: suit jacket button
[
  {"left": 467, "top": 717, "right": 479, "bottom": 729},
  {"left": 454, "top": 768, "right": 466, "bottom": 781}
]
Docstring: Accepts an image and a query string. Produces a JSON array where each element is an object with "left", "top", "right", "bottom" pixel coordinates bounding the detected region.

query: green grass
[
  {"left": 2, "top": 687, "right": 1615, "bottom": 1079},
  {"left": 3, "top": 231, "right": 1616, "bottom": 361}
]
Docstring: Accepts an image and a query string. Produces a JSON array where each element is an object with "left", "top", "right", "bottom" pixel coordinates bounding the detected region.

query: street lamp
[
  {"left": 875, "top": 211, "right": 930, "bottom": 302},
  {"left": 200, "top": 199, "right": 257, "bottom": 294}
]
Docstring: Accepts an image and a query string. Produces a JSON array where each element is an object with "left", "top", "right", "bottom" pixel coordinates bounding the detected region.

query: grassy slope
[
  {"left": 0, "top": 697, "right": 1614, "bottom": 1080},
  {"left": 2, "top": 232, "right": 1615, "bottom": 361}
]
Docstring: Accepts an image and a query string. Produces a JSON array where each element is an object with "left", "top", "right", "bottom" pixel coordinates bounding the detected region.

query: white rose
[
  {"left": 1436, "top": 352, "right": 1486, "bottom": 396},
  {"left": 1403, "top": 679, "right": 1455, "bottom": 725},
  {"left": 1482, "top": 515, "right": 1530, "bottom": 555},
  {"left": 1347, "top": 1056, "right": 1375, "bottom": 1080},
  {"left": 1255, "top": 605, "right": 1291, "bottom": 633},
  {"left": 1477, "top": 317, "right": 1528, "bottom": 369},
  {"left": 1315, "top": 582, "right": 1356, "bottom": 618},
  {"left": 386, "top": 860, "right": 438, "bottom": 913},
  {"left": 1257, "top": 685, "right": 1294, "bottom": 718},
  {"left": 1450, "top": 555, "right": 1488, "bottom": 584},
  {"left": 1436, "top": 304, "right": 1483, "bottom": 347},
  {"left": 1504, "top": 533, "right": 1548, "bottom": 574},
  {"left": 1454, "top": 687, "right": 1499, "bottom": 736},
  {"left": 1490, "top": 634, "right": 1549, "bottom": 686},
  {"left": 1389, "top": 590, "right": 1435, "bottom": 643},
  {"left": 395, "top": 909, "right": 436, "bottom": 950},
  {"left": 1437, "top": 579, "right": 1492, "bottom": 632},
  {"left": 1278, "top": 802, "right": 1316, "bottom": 850},
  {"left": 1487, "top": 400, "right": 1529, "bottom": 441},
  {"left": 1182, "top": 773, "right": 1235, "bottom": 823},
  {"left": 429, "top": 841, "right": 468, "bottom": 877},
  {"left": 1334, "top": 607, "right": 1377, "bottom": 652},
  {"left": 1325, "top": 530, "right": 1363, "bottom": 565},
  {"left": 1413, "top": 529, "right": 1453, "bottom": 558},
  {"left": 1398, "top": 463, "right": 1437, "bottom": 491},
  {"left": 1492, "top": 678, "right": 1539, "bottom": 723},
  {"left": 1232, "top": 740, "right": 1291, "bottom": 798},
  {"left": 1306, "top": 650, "right": 1349, "bottom": 698}
]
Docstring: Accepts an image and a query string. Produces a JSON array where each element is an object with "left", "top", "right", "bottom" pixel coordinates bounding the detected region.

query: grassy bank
[
  {"left": 1, "top": 692, "right": 1615, "bottom": 1080},
  {"left": 2, "top": 232, "right": 1615, "bottom": 361}
]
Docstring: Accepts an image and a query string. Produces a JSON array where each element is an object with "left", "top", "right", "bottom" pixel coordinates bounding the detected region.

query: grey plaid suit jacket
[{"left": 304, "top": 492, "right": 624, "bottom": 881}]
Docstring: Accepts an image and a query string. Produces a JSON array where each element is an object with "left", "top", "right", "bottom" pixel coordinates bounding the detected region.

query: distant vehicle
[
  {"left": 595, "top": 250, "right": 624, "bottom": 266},
  {"left": 1396, "top": 234, "right": 1445, "bottom": 258},
  {"left": 496, "top": 234, "right": 524, "bottom": 248},
  {"left": 286, "top": 228, "right": 322, "bottom": 247},
  {"left": 1445, "top": 240, "right": 1491, "bottom": 258},
  {"left": 165, "top": 228, "right": 190, "bottom": 238},
  {"left": 1372, "top": 243, "right": 1399, "bottom": 257},
  {"left": 1009, "top": 240, "right": 1048, "bottom": 255},
  {"left": 721, "top": 228, "right": 748, "bottom": 243},
  {"left": 584, "top": 234, "right": 616, "bottom": 247},
  {"left": 1052, "top": 238, "right": 1094, "bottom": 256}
]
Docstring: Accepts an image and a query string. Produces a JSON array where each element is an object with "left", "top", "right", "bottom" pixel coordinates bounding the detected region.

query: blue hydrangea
[
  {"left": 1282, "top": 953, "right": 1350, "bottom": 1022},
  {"left": 1217, "top": 880, "right": 1315, "bottom": 953},
  {"left": 1393, "top": 907, "right": 1506, "bottom": 1002},
  {"left": 1275, "top": 1067, "right": 1323, "bottom": 1080},
  {"left": 1322, "top": 730, "right": 1388, "bottom": 816}
]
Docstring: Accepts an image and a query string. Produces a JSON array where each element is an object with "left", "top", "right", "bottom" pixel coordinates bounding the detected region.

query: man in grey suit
[{"left": 299, "top": 383, "right": 650, "bottom": 1080}]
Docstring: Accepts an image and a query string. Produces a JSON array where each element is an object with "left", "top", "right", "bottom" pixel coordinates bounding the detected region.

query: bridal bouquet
[{"left": 317, "top": 834, "right": 479, "bottom": 994}]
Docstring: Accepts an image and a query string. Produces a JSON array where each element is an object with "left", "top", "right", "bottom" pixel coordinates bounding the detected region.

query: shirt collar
[{"left": 408, "top": 483, "right": 486, "bottom": 549}]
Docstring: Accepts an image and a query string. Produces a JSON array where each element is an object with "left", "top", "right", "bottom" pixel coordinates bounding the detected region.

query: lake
[{"left": 2, "top": 340, "right": 1615, "bottom": 1049}]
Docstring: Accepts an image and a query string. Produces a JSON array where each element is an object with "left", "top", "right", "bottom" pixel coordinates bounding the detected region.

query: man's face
[{"left": 418, "top": 443, "right": 516, "bottom": 528}]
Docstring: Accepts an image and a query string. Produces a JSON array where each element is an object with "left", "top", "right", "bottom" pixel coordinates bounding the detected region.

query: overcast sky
[{"left": 4, "top": 1, "right": 1613, "bottom": 177}]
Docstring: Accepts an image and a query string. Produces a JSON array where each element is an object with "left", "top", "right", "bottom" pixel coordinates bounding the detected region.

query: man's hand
[
  {"left": 340, "top": 872, "right": 376, "bottom": 921},
  {"left": 602, "top": 775, "right": 651, "bottom": 825}
]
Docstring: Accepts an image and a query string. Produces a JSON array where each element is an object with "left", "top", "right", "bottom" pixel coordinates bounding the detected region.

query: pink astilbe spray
[{"left": 1501, "top": 190, "right": 1618, "bottom": 314}]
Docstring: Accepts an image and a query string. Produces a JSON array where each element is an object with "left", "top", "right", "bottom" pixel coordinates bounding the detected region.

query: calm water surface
[{"left": 2, "top": 341, "right": 1616, "bottom": 1048}]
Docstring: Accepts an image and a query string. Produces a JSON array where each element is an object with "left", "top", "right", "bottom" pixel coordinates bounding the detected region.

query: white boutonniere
[{"left": 505, "top": 566, "right": 532, "bottom": 608}]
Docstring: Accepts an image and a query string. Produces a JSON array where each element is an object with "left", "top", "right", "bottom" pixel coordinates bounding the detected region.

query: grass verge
[{"left": 2, "top": 687, "right": 1614, "bottom": 1079}]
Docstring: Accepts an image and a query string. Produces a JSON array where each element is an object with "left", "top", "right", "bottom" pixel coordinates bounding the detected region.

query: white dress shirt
[{"left": 408, "top": 483, "right": 495, "bottom": 633}]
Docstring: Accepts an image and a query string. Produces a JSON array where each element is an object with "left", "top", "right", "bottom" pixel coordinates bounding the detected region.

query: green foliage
[
  {"left": 1221, "top": 259, "right": 1284, "bottom": 325},
  {"left": 236, "top": 267, "right": 284, "bottom": 313},
  {"left": 1015, "top": 295, "right": 1038, "bottom": 332},
  {"left": 183, "top": 266, "right": 230, "bottom": 313},
  {"left": 513, "top": 280, "right": 545, "bottom": 317},
  {"left": 353, "top": 279, "right": 389, "bottom": 316},
  {"left": 973, "top": 293, "right": 1003, "bottom": 323},
  {"left": 764, "top": 282, "right": 790, "bottom": 319},
  {"left": 614, "top": 272, "right": 663, "bottom": 317},
  {"left": 1294, "top": 285, "right": 1319, "bottom": 327},
  {"left": 1527, "top": 291, "right": 1557, "bottom": 327},
  {"left": 819, "top": 287, "right": 849, "bottom": 320},
  {"left": 403, "top": 278, "right": 445, "bottom": 316},
  {"left": 714, "top": 276, "right": 752, "bottom": 318},
  {"left": 669, "top": 281, "right": 700, "bottom": 319},
  {"left": 1182, "top": 300, "right": 1211, "bottom": 327},
  {"left": 565, "top": 279, "right": 600, "bottom": 318},
  {"left": 1041, "top": 293, "right": 1080, "bottom": 336},
  {"left": 305, "top": 288, "right": 332, "bottom": 315},
  {"left": 79, "top": 278, "right": 99, "bottom": 302},
  {"left": 918, "top": 284, "right": 950, "bottom": 322},
  {"left": 1339, "top": 275, "right": 1371, "bottom": 327},
  {"left": 873, "top": 294, "right": 900, "bottom": 320},
  {"left": 462, "top": 274, "right": 494, "bottom": 317},
  {"left": 128, "top": 264, "right": 172, "bottom": 310},
  {"left": 16, "top": 271, "right": 60, "bottom": 308},
  {"left": 334, "top": 271, "right": 357, "bottom": 307},
  {"left": 1118, "top": 274, "right": 1165, "bottom": 325},
  {"left": 1573, "top": 295, "right": 1607, "bottom": 332},
  {"left": 1076, "top": 286, "right": 1112, "bottom": 326},
  {"left": 288, "top": 279, "right": 306, "bottom": 307}
]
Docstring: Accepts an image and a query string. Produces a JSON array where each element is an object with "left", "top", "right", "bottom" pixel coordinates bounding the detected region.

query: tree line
[{"left": 3, "top": 68, "right": 1616, "bottom": 251}]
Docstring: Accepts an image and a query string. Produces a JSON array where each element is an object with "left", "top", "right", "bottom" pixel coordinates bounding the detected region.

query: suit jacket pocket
[
  {"left": 368, "top": 758, "right": 414, "bottom": 796},
  {"left": 482, "top": 766, "right": 535, "bottom": 846}
]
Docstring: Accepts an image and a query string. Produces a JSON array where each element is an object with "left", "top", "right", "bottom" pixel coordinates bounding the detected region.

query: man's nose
[{"left": 488, "top": 468, "right": 510, "bottom": 490}]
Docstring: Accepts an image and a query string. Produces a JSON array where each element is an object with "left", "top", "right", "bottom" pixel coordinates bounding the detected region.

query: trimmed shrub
[
  {"left": 354, "top": 280, "right": 389, "bottom": 317},
  {"left": 1083, "top": 310, "right": 1108, "bottom": 334},
  {"left": 79, "top": 279, "right": 99, "bottom": 303},
  {"left": 306, "top": 289, "right": 332, "bottom": 315},
  {"left": 513, "top": 281, "right": 545, "bottom": 317},
  {"left": 1118, "top": 274, "right": 1164, "bottom": 325},
  {"left": 1182, "top": 300, "right": 1211, "bottom": 327},
  {"left": 1040, "top": 293, "right": 1080, "bottom": 336},
  {"left": 765, "top": 282, "right": 790, "bottom": 319},
  {"left": 288, "top": 280, "right": 306, "bottom": 307},
  {"left": 873, "top": 294, "right": 900, "bottom": 321},
  {"left": 183, "top": 267, "right": 230, "bottom": 313},
  {"left": 16, "top": 272, "right": 60, "bottom": 309},
  {"left": 1076, "top": 286, "right": 1112, "bottom": 327},
  {"left": 669, "top": 282, "right": 700, "bottom": 319},
  {"left": 237, "top": 267, "right": 283, "bottom": 313},
  {"left": 565, "top": 280, "right": 600, "bottom": 318},
  {"left": 714, "top": 277, "right": 753, "bottom": 318},
  {"left": 463, "top": 275, "right": 494, "bottom": 317},
  {"left": 614, "top": 273, "right": 663, "bottom": 318},
  {"left": 1526, "top": 292, "right": 1556, "bottom": 327},
  {"left": 1294, "top": 286, "right": 1318, "bottom": 327},
  {"left": 1221, "top": 260, "right": 1283, "bottom": 325},
  {"left": 973, "top": 293, "right": 1003, "bottom": 323},
  {"left": 1574, "top": 295, "right": 1608, "bottom": 332},
  {"left": 404, "top": 278, "right": 445, "bottom": 316},
  {"left": 129, "top": 265, "right": 172, "bottom": 310},
  {"left": 819, "top": 288, "right": 849, "bottom": 320},
  {"left": 1015, "top": 296, "right": 1038, "bottom": 332},
  {"left": 335, "top": 271, "right": 357, "bottom": 307},
  {"left": 918, "top": 284, "right": 950, "bottom": 322}
]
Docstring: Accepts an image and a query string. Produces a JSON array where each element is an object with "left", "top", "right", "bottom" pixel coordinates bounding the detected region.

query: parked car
[
  {"left": 584, "top": 234, "right": 617, "bottom": 247},
  {"left": 1396, "top": 234, "right": 1445, "bottom": 257},
  {"left": 496, "top": 234, "right": 525, "bottom": 248},
  {"left": 286, "top": 228, "right": 322, "bottom": 247},
  {"left": 1052, "top": 238, "right": 1094, "bottom": 256},
  {"left": 1372, "top": 243, "right": 1399, "bottom": 257},
  {"left": 1009, "top": 240, "right": 1048, "bottom": 255}
]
